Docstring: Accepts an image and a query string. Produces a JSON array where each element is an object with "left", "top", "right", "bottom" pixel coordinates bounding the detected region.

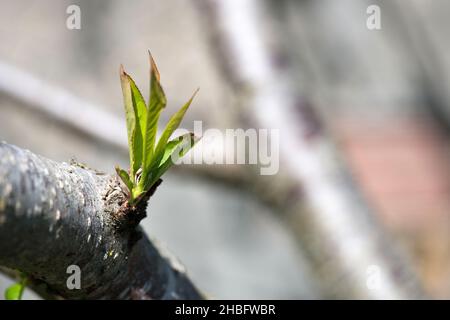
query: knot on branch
[{"left": 103, "top": 175, "right": 162, "bottom": 231}]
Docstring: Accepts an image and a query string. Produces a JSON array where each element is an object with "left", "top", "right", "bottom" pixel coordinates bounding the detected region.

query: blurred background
[{"left": 0, "top": 0, "right": 449, "bottom": 299}]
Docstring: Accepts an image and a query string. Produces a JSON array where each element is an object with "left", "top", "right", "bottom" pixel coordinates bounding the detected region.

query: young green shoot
[{"left": 116, "top": 52, "right": 199, "bottom": 206}]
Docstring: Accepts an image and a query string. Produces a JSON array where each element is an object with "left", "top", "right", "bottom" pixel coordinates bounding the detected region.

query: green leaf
[
  {"left": 141, "top": 52, "right": 167, "bottom": 179},
  {"left": 151, "top": 89, "right": 199, "bottom": 175},
  {"left": 120, "top": 65, "right": 148, "bottom": 180},
  {"left": 115, "top": 166, "right": 133, "bottom": 192},
  {"left": 158, "top": 133, "right": 192, "bottom": 165},
  {"left": 158, "top": 138, "right": 184, "bottom": 166},
  {"left": 129, "top": 77, "right": 147, "bottom": 179},
  {"left": 5, "top": 283, "right": 23, "bottom": 300},
  {"left": 120, "top": 65, "right": 137, "bottom": 178},
  {"left": 148, "top": 51, "right": 167, "bottom": 110},
  {"left": 145, "top": 133, "right": 199, "bottom": 190},
  {"left": 5, "top": 278, "right": 26, "bottom": 300},
  {"left": 129, "top": 79, "right": 148, "bottom": 143}
]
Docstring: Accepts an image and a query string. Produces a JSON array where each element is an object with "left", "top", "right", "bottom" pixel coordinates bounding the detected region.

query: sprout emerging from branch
[{"left": 116, "top": 52, "right": 199, "bottom": 205}]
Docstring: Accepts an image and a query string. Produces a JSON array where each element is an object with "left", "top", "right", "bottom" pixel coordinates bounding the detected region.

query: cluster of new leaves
[{"left": 116, "top": 52, "right": 199, "bottom": 205}]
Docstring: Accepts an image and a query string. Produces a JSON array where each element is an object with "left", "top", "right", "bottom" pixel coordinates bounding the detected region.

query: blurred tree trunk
[{"left": 196, "top": 0, "right": 425, "bottom": 299}]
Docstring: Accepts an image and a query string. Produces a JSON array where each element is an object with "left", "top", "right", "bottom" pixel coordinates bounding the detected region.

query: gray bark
[{"left": 0, "top": 142, "right": 202, "bottom": 299}]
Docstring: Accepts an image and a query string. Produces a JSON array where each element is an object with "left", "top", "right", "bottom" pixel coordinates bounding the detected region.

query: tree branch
[{"left": 0, "top": 142, "right": 202, "bottom": 299}]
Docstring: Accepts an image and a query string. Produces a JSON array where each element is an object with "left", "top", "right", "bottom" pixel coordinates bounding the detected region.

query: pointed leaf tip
[
  {"left": 148, "top": 51, "right": 161, "bottom": 81},
  {"left": 191, "top": 88, "right": 200, "bottom": 100}
]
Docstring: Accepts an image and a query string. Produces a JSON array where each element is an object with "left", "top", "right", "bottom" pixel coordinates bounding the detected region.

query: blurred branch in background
[
  {"left": 385, "top": 0, "right": 450, "bottom": 134},
  {"left": 0, "top": 59, "right": 247, "bottom": 186},
  {"left": 195, "top": 0, "right": 426, "bottom": 298},
  {"left": 0, "top": 61, "right": 126, "bottom": 151}
]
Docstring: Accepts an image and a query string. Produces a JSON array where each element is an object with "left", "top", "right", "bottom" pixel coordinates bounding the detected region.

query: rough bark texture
[{"left": 0, "top": 142, "right": 202, "bottom": 299}]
